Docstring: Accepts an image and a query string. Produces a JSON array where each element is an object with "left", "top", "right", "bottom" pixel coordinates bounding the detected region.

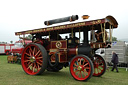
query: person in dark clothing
[{"left": 111, "top": 51, "right": 119, "bottom": 72}]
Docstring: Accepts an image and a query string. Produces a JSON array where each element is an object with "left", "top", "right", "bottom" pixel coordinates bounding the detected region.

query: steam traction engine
[{"left": 15, "top": 15, "right": 118, "bottom": 81}]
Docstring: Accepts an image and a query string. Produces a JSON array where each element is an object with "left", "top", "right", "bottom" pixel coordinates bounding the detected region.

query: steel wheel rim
[
  {"left": 93, "top": 55, "right": 105, "bottom": 76},
  {"left": 22, "top": 44, "right": 43, "bottom": 75},
  {"left": 70, "top": 56, "right": 91, "bottom": 81}
]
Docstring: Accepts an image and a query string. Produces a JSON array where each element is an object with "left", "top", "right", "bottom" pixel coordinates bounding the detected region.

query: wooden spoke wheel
[
  {"left": 93, "top": 54, "right": 106, "bottom": 77},
  {"left": 21, "top": 43, "right": 48, "bottom": 75},
  {"left": 69, "top": 55, "right": 94, "bottom": 81}
]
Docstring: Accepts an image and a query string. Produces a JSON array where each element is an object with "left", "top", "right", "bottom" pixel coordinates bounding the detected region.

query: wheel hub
[
  {"left": 78, "top": 66, "right": 82, "bottom": 71},
  {"left": 30, "top": 56, "right": 36, "bottom": 62}
]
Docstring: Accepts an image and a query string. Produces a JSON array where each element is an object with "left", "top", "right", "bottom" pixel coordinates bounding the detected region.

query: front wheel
[
  {"left": 21, "top": 43, "right": 48, "bottom": 75},
  {"left": 93, "top": 54, "right": 106, "bottom": 77},
  {"left": 69, "top": 55, "right": 94, "bottom": 81}
]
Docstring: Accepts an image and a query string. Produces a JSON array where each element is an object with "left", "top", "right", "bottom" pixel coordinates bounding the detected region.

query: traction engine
[{"left": 15, "top": 15, "right": 118, "bottom": 81}]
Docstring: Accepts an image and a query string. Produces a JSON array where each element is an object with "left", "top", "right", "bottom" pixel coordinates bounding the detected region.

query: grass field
[{"left": 0, "top": 55, "right": 128, "bottom": 85}]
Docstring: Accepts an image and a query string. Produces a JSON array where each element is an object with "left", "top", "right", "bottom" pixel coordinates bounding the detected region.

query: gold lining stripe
[
  {"left": 103, "top": 23, "right": 106, "bottom": 43},
  {"left": 99, "top": 44, "right": 100, "bottom": 48},
  {"left": 93, "top": 44, "right": 95, "bottom": 48},
  {"left": 109, "top": 25, "right": 112, "bottom": 42},
  {"left": 100, "top": 24, "right": 104, "bottom": 42}
]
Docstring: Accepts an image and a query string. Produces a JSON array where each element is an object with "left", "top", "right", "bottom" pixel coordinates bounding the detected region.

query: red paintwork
[
  {"left": 67, "top": 47, "right": 78, "bottom": 61},
  {"left": 68, "top": 47, "right": 77, "bottom": 55},
  {"left": 51, "top": 40, "right": 67, "bottom": 49},
  {"left": 59, "top": 54, "right": 67, "bottom": 62},
  {"left": 49, "top": 40, "right": 68, "bottom": 62}
]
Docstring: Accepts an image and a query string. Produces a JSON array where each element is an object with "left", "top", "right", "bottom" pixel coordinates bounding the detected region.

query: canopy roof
[{"left": 15, "top": 16, "right": 118, "bottom": 36}]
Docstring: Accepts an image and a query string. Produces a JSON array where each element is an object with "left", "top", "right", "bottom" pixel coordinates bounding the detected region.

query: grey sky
[{"left": 0, "top": 0, "right": 128, "bottom": 43}]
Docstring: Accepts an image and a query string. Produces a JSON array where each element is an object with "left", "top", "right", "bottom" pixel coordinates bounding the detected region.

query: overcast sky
[{"left": 0, "top": 0, "right": 128, "bottom": 43}]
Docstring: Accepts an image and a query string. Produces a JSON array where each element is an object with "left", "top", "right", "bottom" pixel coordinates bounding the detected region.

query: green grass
[{"left": 0, "top": 55, "right": 128, "bottom": 85}]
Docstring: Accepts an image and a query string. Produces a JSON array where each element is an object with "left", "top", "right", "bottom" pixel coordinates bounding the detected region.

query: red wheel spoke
[
  {"left": 83, "top": 71, "right": 87, "bottom": 77},
  {"left": 35, "top": 64, "right": 38, "bottom": 71},
  {"left": 76, "top": 60, "right": 79, "bottom": 66},
  {"left": 25, "top": 52, "right": 31, "bottom": 57},
  {"left": 27, "top": 63, "right": 33, "bottom": 69},
  {"left": 24, "top": 60, "right": 31, "bottom": 63},
  {"left": 84, "top": 67, "right": 90, "bottom": 70},
  {"left": 79, "top": 59, "right": 81, "bottom": 66},
  {"left": 29, "top": 47, "right": 33, "bottom": 55},
  {"left": 95, "top": 69, "right": 97, "bottom": 74},
  {"left": 35, "top": 64, "right": 40, "bottom": 71},
  {"left": 98, "top": 62, "right": 103, "bottom": 65},
  {"left": 32, "top": 63, "right": 36, "bottom": 73},
  {"left": 39, "top": 60, "right": 43, "bottom": 63},
  {"left": 100, "top": 66, "right": 104, "bottom": 68},
  {"left": 73, "top": 66, "right": 78, "bottom": 69},
  {"left": 74, "top": 70, "right": 79, "bottom": 73},
  {"left": 26, "top": 56, "right": 30, "bottom": 59},
  {"left": 97, "top": 69, "right": 100, "bottom": 73},
  {"left": 37, "top": 64, "right": 40, "bottom": 70},
  {"left": 98, "top": 67, "right": 102, "bottom": 71},
  {"left": 77, "top": 71, "right": 80, "bottom": 77},
  {"left": 83, "top": 63, "right": 89, "bottom": 67},
  {"left": 74, "top": 63, "right": 78, "bottom": 67},
  {"left": 37, "top": 62, "right": 42, "bottom": 66},
  {"left": 33, "top": 47, "right": 35, "bottom": 56},
  {"left": 28, "top": 61, "right": 31, "bottom": 65},
  {"left": 97, "top": 59, "right": 101, "bottom": 63},
  {"left": 83, "top": 60, "right": 85, "bottom": 65},
  {"left": 83, "top": 69, "right": 88, "bottom": 74},
  {"left": 36, "top": 56, "right": 43, "bottom": 59},
  {"left": 29, "top": 49, "right": 32, "bottom": 56},
  {"left": 80, "top": 71, "right": 82, "bottom": 78},
  {"left": 38, "top": 52, "right": 42, "bottom": 57},
  {"left": 94, "top": 68, "right": 96, "bottom": 73},
  {"left": 35, "top": 50, "right": 41, "bottom": 57}
]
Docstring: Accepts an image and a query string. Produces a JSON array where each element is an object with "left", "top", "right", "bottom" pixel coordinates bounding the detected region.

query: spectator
[{"left": 111, "top": 51, "right": 119, "bottom": 72}]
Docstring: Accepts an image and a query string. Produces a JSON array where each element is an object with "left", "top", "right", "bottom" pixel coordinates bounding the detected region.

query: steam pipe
[{"left": 44, "top": 15, "right": 79, "bottom": 26}]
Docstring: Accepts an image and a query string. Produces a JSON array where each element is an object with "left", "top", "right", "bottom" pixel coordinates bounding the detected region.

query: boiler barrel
[
  {"left": 44, "top": 15, "right": 79, "bottom": 26},
  {"left": 68, "top": 46, "right": 92, "bottom": 57},
  {"left": 78, "top": 46, "right": 92, "bottom": 55}
]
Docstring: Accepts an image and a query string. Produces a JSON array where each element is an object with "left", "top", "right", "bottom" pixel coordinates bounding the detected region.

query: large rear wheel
[
  {"left": 21, "top": 43, "right": 48, "bottom": 75},
  {"left": 69, "top": 55, "right": 94, "bottom": 81},
  {"left": 93, "top": 54, "right": 106, "bottom": 77}
]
